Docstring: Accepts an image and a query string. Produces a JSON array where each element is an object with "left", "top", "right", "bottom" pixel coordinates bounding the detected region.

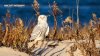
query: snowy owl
[{"left": 28, "top": 15, "right": 49, "bottom": 48}]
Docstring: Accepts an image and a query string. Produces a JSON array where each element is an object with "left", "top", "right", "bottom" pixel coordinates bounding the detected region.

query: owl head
[{"left": 38, "top": 15, "right": 47, "bottom": 23}]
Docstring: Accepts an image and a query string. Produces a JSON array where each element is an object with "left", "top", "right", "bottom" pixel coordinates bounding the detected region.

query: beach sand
[
  {"left": 0, "top": 40, "right": 100, "bottom": 56},
  {"left": 0, "top": 47, "right": 29, "bottom": 56}
]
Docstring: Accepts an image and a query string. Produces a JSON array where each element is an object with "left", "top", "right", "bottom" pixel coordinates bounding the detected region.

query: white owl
[{"left": 29, "top": 15, "right": 49, "bottom": 47}]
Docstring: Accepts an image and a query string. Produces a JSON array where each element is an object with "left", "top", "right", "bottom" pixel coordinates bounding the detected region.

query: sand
[
  {"left": 0, "top": 40, "right": 100, "bottom": 56},
  {"left": 0, "top": 47, "right": 29, "bottom": 56}
]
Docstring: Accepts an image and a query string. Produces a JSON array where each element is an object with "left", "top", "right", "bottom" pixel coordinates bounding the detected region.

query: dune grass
[{"left": 0, "top": 1, "right": 100, "bottom": 56}]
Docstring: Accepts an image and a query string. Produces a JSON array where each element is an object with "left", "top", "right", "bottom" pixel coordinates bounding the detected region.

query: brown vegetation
[{"left": 0, "top": 1, "right": 100, "bottom": 56}]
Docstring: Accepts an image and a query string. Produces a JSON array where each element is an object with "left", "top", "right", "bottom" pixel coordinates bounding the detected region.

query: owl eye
[
  {"left": 40, "top": 16, "right": 45, "bottom": 20},
  {"left": 40, "top": 17, "right": 42, "bottom": 19}
]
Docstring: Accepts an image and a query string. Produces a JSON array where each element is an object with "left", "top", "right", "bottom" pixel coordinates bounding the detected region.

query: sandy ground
[
  {"left": 0, "top": 40, "right": 100, "bottom": 56},
  {"left": 0, "top": 47, "right": 29, "bottom": 56}
]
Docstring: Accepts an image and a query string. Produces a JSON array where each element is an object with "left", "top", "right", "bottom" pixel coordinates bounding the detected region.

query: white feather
[{"left": 30, "top": 15, "right": 49, "bottom": 41}]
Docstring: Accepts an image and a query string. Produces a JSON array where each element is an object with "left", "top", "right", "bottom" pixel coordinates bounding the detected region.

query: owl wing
[
  {"left": 30, "top": 24, "right": 47, "bottom": 41},
  {"left": 45, "top": 26, "right": 49, "bottom": 36}
]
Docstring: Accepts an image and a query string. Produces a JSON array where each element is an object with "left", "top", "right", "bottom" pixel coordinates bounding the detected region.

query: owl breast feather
[{"left": 30, "top": 23, "right": 48, "bottom": 41}]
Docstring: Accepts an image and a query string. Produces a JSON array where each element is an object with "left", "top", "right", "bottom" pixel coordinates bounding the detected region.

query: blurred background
[{"left": 0, "top": 0, "right": 100, "bottom": 27}]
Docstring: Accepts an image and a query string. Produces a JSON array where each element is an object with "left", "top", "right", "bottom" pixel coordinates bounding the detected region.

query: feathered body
[{"left": 30, "top": 15, "right": 49, "bottom": 42}]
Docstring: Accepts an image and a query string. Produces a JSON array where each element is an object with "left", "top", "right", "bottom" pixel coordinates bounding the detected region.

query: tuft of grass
[{"left": 0, "top": 1, "right": 100, "bottom": 56}]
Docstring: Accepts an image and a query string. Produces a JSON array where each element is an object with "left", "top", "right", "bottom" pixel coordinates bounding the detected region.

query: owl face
[{"left": 38, "top": 15, "right": 47, "bottom": 23}]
